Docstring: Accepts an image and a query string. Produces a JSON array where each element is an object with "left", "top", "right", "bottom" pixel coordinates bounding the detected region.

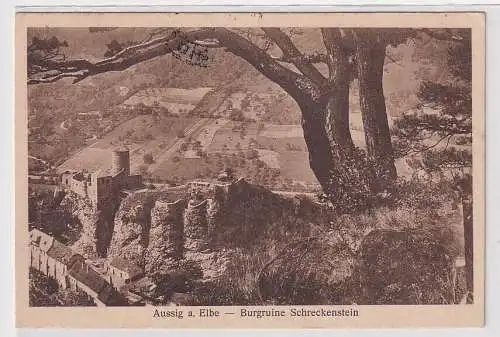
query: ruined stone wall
[
  {"left": 122, "top": 175, "right": 143, "bottom": 190},
  {"left": 94, "top": 176, "right": 116, "bottom": 211},
  {"left": 108, "top": 197, "right": 154, "bottom": 267},
  {"left": 206, "top": 198, "right": 221, "bottom": 240},
  {"left": 184, "top": 199, "right": 209, "bottom": 252},
  {"left": 145, "top": 199, "right": 185, "bottom": 273},
  {"left": 61, "top": 177, "right": 328, "bottom": 282},
  {"left": 68, "top": 177, "right": 88, "bottom": 200},
  {"left": 29, "top": 245, "right": 69, "bottom": 289}
]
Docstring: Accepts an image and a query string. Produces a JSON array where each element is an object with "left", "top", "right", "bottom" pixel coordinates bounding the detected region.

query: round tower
[{"left": 111, "top": 148, "right": 130, "bottom": 176}]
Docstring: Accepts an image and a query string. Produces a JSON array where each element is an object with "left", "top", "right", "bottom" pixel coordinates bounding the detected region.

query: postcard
[{"left": 15, "top": 12, "right": 485, "bottom": 328}]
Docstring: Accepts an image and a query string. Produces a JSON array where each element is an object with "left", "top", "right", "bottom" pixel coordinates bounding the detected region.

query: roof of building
[
  {"left": 109, "top": 256, "right": 144, "bottom": 279},
  {"left": 97, "top": 282, "right": 115, "bottom": 305},
  {"left": 46, "top": 240, "right": 75, "bottom": 266},
  {"left": 169, "top": 292, "right": 198, "bottom": 305},
  {"left": 124, "top": 291, "right": 144, "bottom": 305},
  {"left": 69, "top": 260, "right": 110, "bottom": 297},
  {"left": 132, "top": 277, "right": 157, "bottom": 294},
  {"left": 29, "top": 228, "right": 55, "bottom": 252},
  {"left": 114, "top": 146, "right": 129, "bottom": 153},
  {"left": 72, "top": 172, "right": 87, "bottom": 182}
]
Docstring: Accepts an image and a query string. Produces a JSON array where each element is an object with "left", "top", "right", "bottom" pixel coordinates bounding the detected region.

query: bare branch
[
  {"left": 28, "top": 71, "right": 89, "bottom": 85},
  {"left": 261, "top": 28, "right": 326, "bottom": 85}
]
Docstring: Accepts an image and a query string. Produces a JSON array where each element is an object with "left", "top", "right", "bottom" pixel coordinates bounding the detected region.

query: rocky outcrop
[
  {"left": 206, "top": 198, "right": 221, "bottom": 240},
  {"left": 107, "top": 194, "right": 155, "bottom": 267},
  {"left": 60, "top": 192, "right": 100, "bottom": 258},
  {"left": 184, "top": 199, "right": 209, "bottom": 252},
  {"left": 61, "top": 179, "right": 328, "bottom": 281},
  {"left": 145, "top": 199, "right": 185, "bottom": 274},
  {"left": 352, "top": 229, "right": 454, "bottom": 304}
]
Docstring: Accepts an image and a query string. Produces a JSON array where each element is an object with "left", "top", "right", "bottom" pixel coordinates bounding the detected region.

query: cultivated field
[
  {"left": 56, "top": 111, "right": 412, "bottom": 189},
  {"left": 123, "top": 87, "right": 213, "bottom": 115},
  {"left": 57, "top": 115, "right": 200, "bottom": 175},
  {"left": 207, "top": 121, "right": 260, "bottom": 152}
]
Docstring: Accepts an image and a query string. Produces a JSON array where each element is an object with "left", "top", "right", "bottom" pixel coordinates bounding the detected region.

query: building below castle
[
  {"left": 60, "top": 149, "right": 142, "bottom": 210},
  {"left": 29, "top": 228, "right": 116, "bottom": 306}
]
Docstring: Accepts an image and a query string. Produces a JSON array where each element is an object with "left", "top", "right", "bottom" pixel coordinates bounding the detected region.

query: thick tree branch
[
  {"left": 207, "top": 28, "right": 323, "bottom": 102},
  {"left": 321, "top": 28, "right": 354, "bottom": 82},
  {"left": 271, "top": 52, "right": 328, "bottom": 64},
  {"left": 28, "top": 71, "right": 90, "bottom": 84},
  {"left": 261, "top": 28, "right": 327, "bottom": 86},
  {"left": 28, "top": 28, "right": 322, "bottom": 103},
  {"left": 28, "top": 31, "right": 186, "bottom": 84}
]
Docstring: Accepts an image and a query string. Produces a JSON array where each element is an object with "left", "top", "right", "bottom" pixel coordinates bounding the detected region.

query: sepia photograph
[{"left": 15, "top": 12, "right": 485, "bottom": 328}]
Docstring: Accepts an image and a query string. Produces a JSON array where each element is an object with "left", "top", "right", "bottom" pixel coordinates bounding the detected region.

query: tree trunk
[
  {"left": 296, "top": 96, "right": 370, "bottom": 210},
  {"left": 355, "top": 30, "right": 397, "bottom": 182},
  {"left": 322, "top": 28, "right": 355, "bottom": 153},
  {"left": 296, "top": 99, "right": 336, "bottom": 194}
]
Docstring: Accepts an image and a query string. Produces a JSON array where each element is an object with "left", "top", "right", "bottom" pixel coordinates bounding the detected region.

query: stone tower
[{"left": 111, "top": 148, "right": 130, "bottom": 176}]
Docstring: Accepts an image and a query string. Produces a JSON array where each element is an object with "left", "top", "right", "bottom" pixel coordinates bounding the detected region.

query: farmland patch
[
  {"left": 255, "top": 149, "right": 280, "bottom": 169},
  {"left": 207, "top": 121, "right": 259, "bottom": 152},
  {"left": 258, "top": 124, "right": 304, "bottom": 138},
  {"left": 191, "top": 118, "right": 230, "bottom": 152},
  {"left": 56, "top": 115, "right": 200, "bottom": 175},
  {"left": 278, "top": 151, "right": 318, "bottom": 184},
  {"left": 123, "top": 87, "right": 213, "bottom": 115}
]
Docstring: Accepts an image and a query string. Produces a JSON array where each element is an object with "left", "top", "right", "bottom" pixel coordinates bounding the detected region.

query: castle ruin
[{"left": 61, "top": 149, "right": 142, "bottom": 210}]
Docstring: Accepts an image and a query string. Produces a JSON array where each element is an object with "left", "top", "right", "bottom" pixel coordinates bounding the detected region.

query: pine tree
[{"left": 392, "top": 29, "right": 473, "bottom": 302}]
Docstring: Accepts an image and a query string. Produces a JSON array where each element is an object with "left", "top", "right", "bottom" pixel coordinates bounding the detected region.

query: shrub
[
  {"left": 352, "top": 229, "right": 455, "bottom": 304},
  {"left": 143, "top": 153, "right": 154, "bottom": 164},
  {"left": 245, "top": 149, "right": 259, "bottom": 160}
]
